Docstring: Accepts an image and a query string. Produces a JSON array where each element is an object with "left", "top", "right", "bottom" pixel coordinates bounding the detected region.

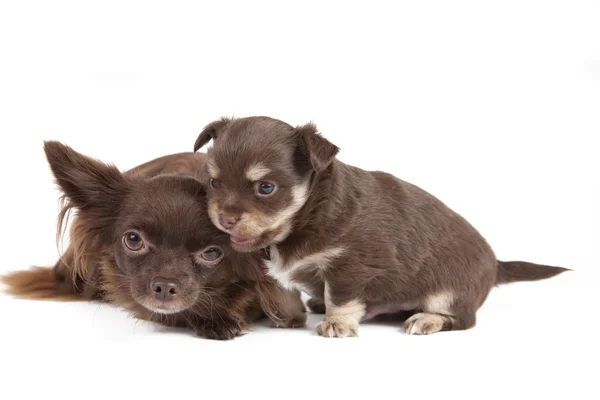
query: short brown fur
[{"left": 195, "top": 116, "right": 568, "bottom": 337}]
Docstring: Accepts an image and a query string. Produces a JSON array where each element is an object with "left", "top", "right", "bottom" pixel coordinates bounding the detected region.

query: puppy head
[
  {"left": 44, "top": 142, "right": 232, "bottom": 315},
  {"left": 194, "top": 117, "right": 339, "bottom": 252}
]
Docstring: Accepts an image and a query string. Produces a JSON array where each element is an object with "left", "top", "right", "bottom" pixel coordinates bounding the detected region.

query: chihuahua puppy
[
  {"left": 4, "top": 143, "right": 306, "bottom": 339},
  {"left": 3, "top": 152, "right": 207, "bottom": 303},
  {"left": 194, "top": 116, "right": 568, "bottom": 338}
]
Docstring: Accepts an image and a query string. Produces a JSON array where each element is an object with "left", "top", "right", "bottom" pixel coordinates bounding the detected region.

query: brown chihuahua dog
[
  {"left": 3, "top": 151, "right": 208, "bottom": 302},
  {"left": 3, "top": 142, "right": 306, "bottom": 339},
  {"left": 194, "top": 116, "right": 568, "bottom": 338}
]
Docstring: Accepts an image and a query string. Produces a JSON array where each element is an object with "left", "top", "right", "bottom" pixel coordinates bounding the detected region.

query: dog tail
[
  {"left": 2, "top": 258, "right": 96, "bottom": 301},
  {"left": 496, "top": 260, "right": 570, "bottom": 285}
]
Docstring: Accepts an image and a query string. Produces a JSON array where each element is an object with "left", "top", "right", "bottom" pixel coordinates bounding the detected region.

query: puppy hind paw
[{"left": 404, "top": 313, "right": 446, "bottom": 335}]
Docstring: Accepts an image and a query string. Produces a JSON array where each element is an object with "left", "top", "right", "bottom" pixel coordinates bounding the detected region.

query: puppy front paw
[
  {"left": 195, "top": 318, "right": 244, "bottom": 340},
  {"left": 316, "top": 320, "right": 358, "bottom": 338},
  {"left": 270, "top": 311, "right": 307, "bottom": 328}
]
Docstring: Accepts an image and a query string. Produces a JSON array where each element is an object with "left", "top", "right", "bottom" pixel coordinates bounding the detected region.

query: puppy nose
[
  {"left": 219, "top": 213, "right": 239, "bottom": 229},
  {"left": 151, "top": 278, "right": 180, "bottom": 303}
]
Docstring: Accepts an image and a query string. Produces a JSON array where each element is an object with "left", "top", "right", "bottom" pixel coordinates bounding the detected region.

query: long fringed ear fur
[
  {"left": 43, "top": 141, "right": 128, "bottom": 282},
  {"left": 294, "top": 123, "right": 339, "bottom": 173},
  {"left": 44, "top": 141, "right": 127, "bottom": 211},
  {"left": 194, "top": 117, "right": 233, "bottom": 152}
]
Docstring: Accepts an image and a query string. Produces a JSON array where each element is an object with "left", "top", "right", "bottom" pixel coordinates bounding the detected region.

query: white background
[{"left": 0, "top": 1, "right": 598, "bottom": 399}]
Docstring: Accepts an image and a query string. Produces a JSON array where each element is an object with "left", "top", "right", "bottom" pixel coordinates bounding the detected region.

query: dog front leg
[{"left": 315, "top": 281, "right": 365, "bottom": 338}]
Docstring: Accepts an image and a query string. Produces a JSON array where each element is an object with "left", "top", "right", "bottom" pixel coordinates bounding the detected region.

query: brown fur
[
  {"left": 3, "top": 144, "right": 305, "bottom": 340},
  {"left": 194, "top": 116, "right": 569, "bottom": 337},
  {"left": 55, "top": 152, "right": 207, "bottom": 284},
  {"left": 2, "top": 246, "right": 103, "bottom": 301}
]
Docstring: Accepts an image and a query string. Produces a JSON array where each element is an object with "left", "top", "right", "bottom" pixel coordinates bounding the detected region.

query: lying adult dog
[
  {"left": 194, "top": 116, "right": 568, "bottom": 338},
  {"left": 3, "top": 142, "right": 306, "bottom": 339}
]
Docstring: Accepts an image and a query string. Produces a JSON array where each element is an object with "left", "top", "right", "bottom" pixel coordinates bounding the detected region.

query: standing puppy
[{"left": 194, "top": 116, "right": 568, "bottom": 338}]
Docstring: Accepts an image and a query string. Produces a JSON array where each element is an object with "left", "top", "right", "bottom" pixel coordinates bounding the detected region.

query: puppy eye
[
  {"left": 209, "top": 179, "right": 220, "bottom": 189},
  {"left": 256, "top": 182, "right": 275, "bottom": 196},
  {"left": 123, "top": 231, "right": 144, "bottom": 251},
  {"left": 195, "top": 246, "right": 224, "bottom": 267},
  {"left": 201, "top": 247, "right": 222, "bottom": 262}
]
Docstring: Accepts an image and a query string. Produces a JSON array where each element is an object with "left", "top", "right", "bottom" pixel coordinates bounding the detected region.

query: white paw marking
[{"left": 404, "top": 313, "right": 446, "bottom": 335}]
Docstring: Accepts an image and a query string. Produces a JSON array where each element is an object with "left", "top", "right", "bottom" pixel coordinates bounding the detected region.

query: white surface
[{"left": 0, "top": 1, "right": 598, "bottom": 399}]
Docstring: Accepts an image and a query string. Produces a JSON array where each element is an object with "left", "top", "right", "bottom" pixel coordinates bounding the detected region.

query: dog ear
[
  {"left": 43, "top": 141, "right": 127, "bottom": 212},
  {"left": 194, "top": 117, "right": 233, "bottom": 152},
  {"left": 294, "top": 123, "right": 339, "bottom": 173}
]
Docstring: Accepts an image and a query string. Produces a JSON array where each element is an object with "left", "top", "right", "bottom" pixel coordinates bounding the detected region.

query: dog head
[
  {"left": 194, "top": 116, "right": 339, "bottom": 252},
  {"left": 44, "top": 142, "right": 233, "bottom": 315}
]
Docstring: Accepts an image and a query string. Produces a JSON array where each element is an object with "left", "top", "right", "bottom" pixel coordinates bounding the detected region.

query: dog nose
[
  {"left": 219, "top": 213, "right": 239, "bottom": 229},
  {"left": 151, "top": 278, "right": 180, "bottom": 303}
]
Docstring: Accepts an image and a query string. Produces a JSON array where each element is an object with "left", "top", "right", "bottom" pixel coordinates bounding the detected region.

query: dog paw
[
  {"left": 307, "top": 298, "right": 326, "bottom": 314},
  {"left": 195, "top": 318, "right": 244, "bottom": 340},
  {"left": 316, "top": 320, "right": 358, "bottom": 338},
  {"left": 271, "top": 312, "right": 307, "bottom": 328},
  {"left": 404, "top": 313, "right": 445, "bottom": 335}
]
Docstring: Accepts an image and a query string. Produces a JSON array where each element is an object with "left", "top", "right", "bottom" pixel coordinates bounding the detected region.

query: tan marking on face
[
  {"left": 218, "top": 181, "right": 310, "bottom": 241},
  {"left": 245, "top": 163, "right": 271, "bottom": 181},
  {"left": 208, "top": 197, "right": 265, "bottom": 236},
  {"left": 315, "top": 282, "right": 365, "bottom": 338},
  {"left": 238, "top": 210, "right": 278, "bottom": 237},
  {"left": 423, "top": 291, "right": 454, "bottom": 315},
  {"left": 206, "top": 159, "right": 220, "bottom": 178},
  {"left": 270, "top": 182, "right": 309, "bottom": 242},
  {"left": 207, "top": 200, "right": 224, "bottom": 231}
]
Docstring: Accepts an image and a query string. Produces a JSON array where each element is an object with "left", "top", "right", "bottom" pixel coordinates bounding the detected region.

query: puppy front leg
[
  {"left": 191, "top": 282, "right": 255, "bottom": 340},
  {"left": 194, "top": 317, "right": 246, "bottom": 340},
  {"left": 316, "top": 282, "right": 365, "bottom": 338},
  {"left": 256, "top": 280, "right": 307, "bottom": 328},
  {"left": 136, "top": 311, "right": 245, "bottom": 340}
]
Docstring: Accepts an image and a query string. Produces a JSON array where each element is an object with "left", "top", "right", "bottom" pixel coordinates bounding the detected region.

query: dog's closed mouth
[{"left": 141, "top": 301, "right": 185, "bottom": 315}]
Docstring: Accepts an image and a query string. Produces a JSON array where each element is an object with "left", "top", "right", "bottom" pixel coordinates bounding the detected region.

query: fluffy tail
[
  {"left": 2, "top": 258, "right": 99, "bottom": 301},
  {"left": 496, "top": 260, "right": 570, "bottom": 284}
]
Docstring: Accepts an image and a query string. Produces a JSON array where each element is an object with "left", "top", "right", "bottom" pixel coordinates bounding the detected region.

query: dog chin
[{"left": 139, "top": 299, "right": 187, "bottom": 315}]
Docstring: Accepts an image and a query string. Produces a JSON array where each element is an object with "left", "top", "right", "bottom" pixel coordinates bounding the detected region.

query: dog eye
[
  {"left": 210, "top": 179, "right": 220, "bottom": 189},
  {"left": 123, "top": 231, "right": 144, "bottom": 251},
  {"left": 256, "top": 182, "right": 275, "bottom": 196},
  {"left": 195, "top": 246, "right": 224, "bottom": 267},
  {"left": 201, "top": 247, "right": 222, "bottom": 261}
]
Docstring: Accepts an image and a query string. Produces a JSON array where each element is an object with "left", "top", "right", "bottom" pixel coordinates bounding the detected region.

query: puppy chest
[{"left": 263, "top": 245, "right": 345, "bottom": 295}]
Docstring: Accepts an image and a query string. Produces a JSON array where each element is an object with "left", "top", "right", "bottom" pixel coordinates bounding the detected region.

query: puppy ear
[
  {"left": 194, "top": 117, "right": 233, "bottom": 152},
  {"left": 43, "top": 141, "right": 127, "bottom": 211},
  {"left": 294, "top": 123, "right": 339, "bottom": 173}
]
